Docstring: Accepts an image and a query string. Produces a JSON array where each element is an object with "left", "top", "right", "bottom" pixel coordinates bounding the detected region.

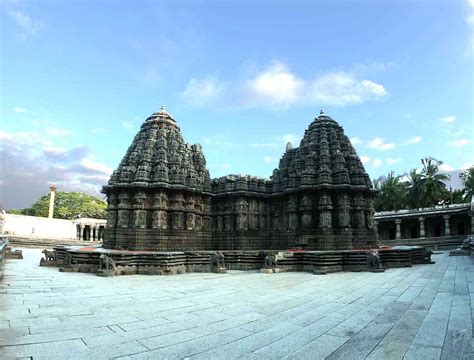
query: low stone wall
[
  {"left": 378, "top": 235, "right": 465, "bottom": 251},
  {"left": 8, "top": 236, "right": 101, "bottom": 249},
  {"left": 49, "top": 245, "right": 432, "bottom": 277},
  {"left": 3, "top": 214, "right": 77, "bottom": 239},
  {"left": 0, "top": 236, "right": 8, "bottom": 280}
]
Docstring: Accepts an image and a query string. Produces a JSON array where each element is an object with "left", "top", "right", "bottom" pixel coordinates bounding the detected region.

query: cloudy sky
[{"left": 1, "top": 0, "right": 473, "bottom": 209}]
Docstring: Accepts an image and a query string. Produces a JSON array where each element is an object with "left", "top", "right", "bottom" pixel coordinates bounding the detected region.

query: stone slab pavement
[{"left": 0, "top": 248, "right": 472, "bottom": 359}]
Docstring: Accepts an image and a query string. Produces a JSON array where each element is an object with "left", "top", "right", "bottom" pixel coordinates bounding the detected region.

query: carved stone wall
[{"left": 103, "top": 109, "right": 376, "bottom": 251}]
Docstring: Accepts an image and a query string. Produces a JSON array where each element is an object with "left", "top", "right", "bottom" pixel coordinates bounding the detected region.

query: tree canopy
[
  {"left": 460, "top": 167, "right": 474, "bottom": 202},
  {"left": 374, "top": 157, "right": 472, "bottom": 212},
  {"left": 9, "top": 192, "right": 107, "bottom": 220}
]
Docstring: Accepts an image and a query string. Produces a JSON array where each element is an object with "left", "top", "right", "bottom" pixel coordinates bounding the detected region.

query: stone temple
[{"left": 102, "top": 108, "right": 376, "bottom": 252}]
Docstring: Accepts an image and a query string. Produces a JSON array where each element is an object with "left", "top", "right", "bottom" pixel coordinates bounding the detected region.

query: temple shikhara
[{"left": 102, "top": 108, "right": 377, "bottom": 252}]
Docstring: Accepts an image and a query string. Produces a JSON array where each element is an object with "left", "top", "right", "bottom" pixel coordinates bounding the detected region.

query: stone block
[{"left": 97, "top": 269, "right": 115, "bottom": 277}]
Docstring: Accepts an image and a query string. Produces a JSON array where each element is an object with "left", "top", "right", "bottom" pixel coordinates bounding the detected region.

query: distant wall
[
  {"left": 0, "top": 236, "right": 7, "bottom": 279},
  {"left": 3, "top": 214, "right": 76, "bottom": 240}
]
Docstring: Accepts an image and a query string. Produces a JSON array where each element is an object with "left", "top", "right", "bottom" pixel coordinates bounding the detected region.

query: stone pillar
[
  {"left": 80, "top": 225, "right": 85, "bottom": 240},
  {"left": 395, "top": 219, "right": 401, "bottom": 240},
  {"left": 374, "top": 220, "right": 379, "bottom": 240},
  {"left": 443, "top": 215, "right": 450, "bottom": 236},
  {"left": 48, "top": 185, "right": 57, "bottom": 219},
  {"left": 471, "top": 214, "right": 474, "bottom": 235},
  {"left": 0, "top": 210, "right": 5, "bottom": 234},
  {"left": 418, "top": 217, "right": 425, "bottom": 239}
]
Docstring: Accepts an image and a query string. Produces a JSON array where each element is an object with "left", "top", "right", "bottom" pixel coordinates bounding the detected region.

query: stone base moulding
[{"left": 49, "top": 244, "right": 435, "bottom": 277}]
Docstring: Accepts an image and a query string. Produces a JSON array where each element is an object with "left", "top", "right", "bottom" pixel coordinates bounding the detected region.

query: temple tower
[
  {"left": 103, "top": 109, "right": 376, "bottom": 251},
  {"left": 102, "top": 107, "right": 213, "bottom": 250}
]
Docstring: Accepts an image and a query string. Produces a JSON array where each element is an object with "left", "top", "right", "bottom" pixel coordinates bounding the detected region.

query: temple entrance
[
  {"left": 457, "top": 222, "right": 465, "bottom": 236},
  {"left": 434, "top": 224, "right": 441, "bottom": 237},
  {"left": 410, "top": 226, "right": 417, "bottom": 238}
]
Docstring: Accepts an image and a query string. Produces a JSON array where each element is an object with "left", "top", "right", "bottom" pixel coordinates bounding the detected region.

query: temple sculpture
[{"left": 102, "top": 107, "right": 376, "bottom": 251}]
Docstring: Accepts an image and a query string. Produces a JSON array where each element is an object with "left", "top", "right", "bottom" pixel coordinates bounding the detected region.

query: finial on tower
[
  {"left": 320, "top": 109, "right": 325, "bottom": 115},
  {"left": 160, "top": 105, "right": 165, "bottom": 111}
]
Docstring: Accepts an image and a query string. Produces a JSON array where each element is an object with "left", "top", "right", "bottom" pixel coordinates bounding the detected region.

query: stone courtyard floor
[{"left": 0, "top": 249, "right": 473, "bottom": 360}]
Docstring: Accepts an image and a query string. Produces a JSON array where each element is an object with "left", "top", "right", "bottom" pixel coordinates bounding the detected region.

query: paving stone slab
[{"left": 1, "top": 249, "right": 470, "bottom": 360}]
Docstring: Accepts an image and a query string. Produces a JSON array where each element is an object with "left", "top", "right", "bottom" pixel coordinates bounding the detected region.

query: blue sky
[{"left": 1, "top": 0, "right": 473, "bottom": 209}]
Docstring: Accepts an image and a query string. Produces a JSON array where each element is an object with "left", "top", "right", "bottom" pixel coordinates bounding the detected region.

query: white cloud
[
  {"left": 247, "top": 62, "right": 304, "bottom": 105},
  {"left": 263, "top": 156, "right": 274, "bottom": 164},
  {"left": 439, "top": 115, "right": 456, "bottom": 124},
  {"left": 368, "top": 137, "right": 396, "bottom": 151},
  {"left": 467, "top": 0, "right": 474, "bottom": 55},
  {"left": 13, "top": 107, "right": 28, "bottom": 113},
  {"left": 9, "top": 10, "right": 39, "bottom": 36},
  {"left": 386, "top": 157, "right": 402, "bottom": 165},
  {"left": 439, "top": 164, "right": 455, "bottom": 172},
  {"left": 350, "top": 137, "right": 363, "bottom": 145},
  {"left": 309, "top": 72, "right": 387, "bottom": 106},
  {"left": 403, "top": 113, "right": 412, "bottom": 119},
  {"left": 43, "top": 146, "right": 67, "bottom": 156},
  {"left": 462, "top": 163, "right": 473, "bottom": 169},
  {"left": 372, "top": 158, "right": 383, "bottom": 167},
  {"left": 282, "top": 134, "right": 298, "bottom": 144},
  {"left": 360, "top": 156, "right": 371, "bottom": 165},
  {"left": 0, "top": 129, "right": 111, "bottom": 208},
  {"left": 0, "top": 131, "right": 14, "bottom": 142},
  {"left": 45, "top": 127, "right": 73, "bottom": 137},
  {"left": 80, "top": 158, "right": 113, "bottom": 176},
  {"left": 184, "top": 61, "right": 388, "bottom": 108},
  {"left": 246, "top": 63, "right": 388, "bottom": 107},
  {"left": 407, "top": 136, "right": 422, "bottom": 144},
  {"left": 181, "top": 77, "right": 224, "bottom": 106},
  {"left": 448, "top": 138, "right": 470, "bottom": 147}
]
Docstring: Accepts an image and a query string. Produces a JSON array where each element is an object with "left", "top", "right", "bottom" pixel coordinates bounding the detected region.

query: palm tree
[
  {"left": 374, "top": 172, "right": 407, "bottom": 211},
  {"left": 405, "top": 168, "right": 421, "bottom": 208},
  {"left": 460, "top": 167, "right": 474, "bottom": 202},
  {"left": 415, "top": 157, "right": 449, "bottom": 207},
  {"left": 443, "top": 187, "right": 465, "bottom": 205}
]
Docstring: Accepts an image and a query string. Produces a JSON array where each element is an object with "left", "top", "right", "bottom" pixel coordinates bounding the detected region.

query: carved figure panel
[
  {"left": 172, "top": 212, "right": 183, "bottom": 230},
  {"left": 319, "top": 210, "right": 332, "bottom": 228},
  {"left": 288, "top": 212, "right": 298, "bottom": 230},
  {"left": 224, "top": 215, "right": 233, "bottom": 231},
  {"left": 106, "top": 210, "right": 117, "bottom": 228},
  {"left": 186, "top": 213, "right": 195, "bottom": 230},
  {"left": 117, "top": 209, "right": 130, "bottom": 228},
  {"left": 301, "top": 212, "right": 312, "bottom": 228},
  {"left": 237, "top": 213, "right": 248, "bottom": 231}
]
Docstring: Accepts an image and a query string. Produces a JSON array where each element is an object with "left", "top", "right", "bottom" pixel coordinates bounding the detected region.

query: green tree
[
  {"left": 414, "top": 157, "right": 449, "bottom": 207},
  {"left": 373, "top": 172, "right": 407, "bottom": 211},
  {"left": 460, "top": 166, "right": 474, "bottom": 202},
  {"left": 405, "top": 168, "right": 421, "bottom": 208},
  {"left": 443, "top": 187, "right": 465, "bottom": 205},
  {"left": 10, "top": 192, "right": 107, "bottom": 220}
]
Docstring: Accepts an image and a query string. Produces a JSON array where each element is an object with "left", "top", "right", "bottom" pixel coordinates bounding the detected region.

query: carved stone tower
[
  {"left": 103, "top": 109, "right": 376, "bottom": 251},
  {"left": 102, "top": 107, "right": 213, "bottom": 250}
]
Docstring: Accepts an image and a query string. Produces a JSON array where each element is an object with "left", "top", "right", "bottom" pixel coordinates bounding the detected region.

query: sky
[{"left": 1, "top": 0, "right": 473, "bottom": 209}]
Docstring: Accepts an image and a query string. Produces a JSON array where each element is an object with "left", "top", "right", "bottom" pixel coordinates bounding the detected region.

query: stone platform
[
  {"left": 0, "top": 249, "right": 472, "bottom": 359},
  {"left": 49, "top": 245, "right": 430, "bottom": 276}
]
